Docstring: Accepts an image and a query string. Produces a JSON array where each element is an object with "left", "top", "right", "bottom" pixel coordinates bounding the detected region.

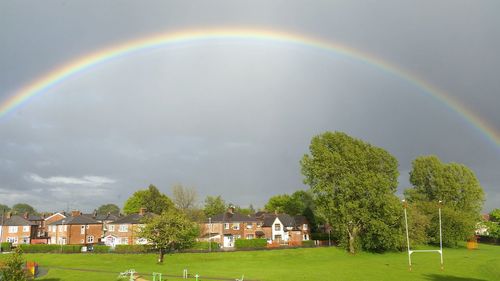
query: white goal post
[{"left": 403, "top": 199, "right": 444, "bottom": 271}]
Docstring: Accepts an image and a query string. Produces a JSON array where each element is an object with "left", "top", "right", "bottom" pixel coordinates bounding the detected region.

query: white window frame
[
  {"left": 246, "top": 234, "right": 254, "bottom": 239},
  {"left": 274, "top": 224, "right": 281, "bottom": 231},
  {"left": 119, "top": 225, "right": 128, "bottom": 232},
  {"left": 87, "top": 235, "right": 94, "bottom": 243},
  {"left": 8, "top": 226, "right": 18, "bottom": 233},
  {"left": 120, "top": 237, "right": 129, "bottom": 244},
  {"left": 232, "top": 223, "right": 240, "bottom": 230},
  {"left": 108, "top": 225, "right": 115, "bottom": 232},
  {"left": 7, "top": 237, "right": 18, "bottom": 243},
  {"left": 303, "top": 224, "right": 308, "bottom": 230},
  {"left": 23, "top": 226, "right": 30, "bottom": 232},
  {"left": 246, "top": 223, "right": 253, "bottom": 229},
  {"left": 224, "top": 223, "right": 229, "bottom": 230}
]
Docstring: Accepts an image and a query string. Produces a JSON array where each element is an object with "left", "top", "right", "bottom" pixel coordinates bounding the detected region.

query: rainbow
[{"left": 1, "top": 28, "right": 498, "bottom": 149}]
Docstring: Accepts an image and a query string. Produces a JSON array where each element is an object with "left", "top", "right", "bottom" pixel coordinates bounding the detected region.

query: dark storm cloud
[{"left": 0, "top": 1, "right": 498, "bottom": 212}]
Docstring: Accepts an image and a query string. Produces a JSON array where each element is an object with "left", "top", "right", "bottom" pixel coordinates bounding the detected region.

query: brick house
[
  {"left": 260, "top": 214, "right": 310, "bottom": 245},
  {"left": 200, "top": 207, "right": 265, "bottom": 248},
  {"left": 200, "top": 209, "right": 310, "bottom": 248},
  {"left": 104, "top": 208, "right": 152, "bottom": 247},
  {"left": 47, "top": 211, "right": 102, "bottom": 245},
  {"left": 0, "top": 213, "right": 38, "bottom": 245}
]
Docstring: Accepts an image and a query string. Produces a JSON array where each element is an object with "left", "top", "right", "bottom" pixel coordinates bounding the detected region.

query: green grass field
[{"left": 1, "top": 244, "right": 499, "bottom": 280}]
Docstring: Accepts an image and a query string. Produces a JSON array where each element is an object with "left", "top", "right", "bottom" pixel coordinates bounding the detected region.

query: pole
[
  {"left": 328, "top": 229, "right": 331, "bottom": 246},
  {"left": 209, "top": 217, "right": 212, "bottom": 252},
  {"left": 438, "top": 201, "right": 444, "bottom": 270},
  {"left": 403, "top": 200, "right": 411, "bottom": 270}
]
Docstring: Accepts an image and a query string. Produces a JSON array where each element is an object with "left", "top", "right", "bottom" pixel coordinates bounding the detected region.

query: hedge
[
  {"left": 18, "top": 244, "right": 82, "bottom": 253},
  {"left": 302, "top": 240, "right": 315, "bottom": 247},
  {"left": 235, "top": 239, "right": 267, "bottom": 249},
  {"left": 92, "top": 245, "right": 111, "bottom": 253},
  {"left": 311, "top": 233, "right": 331, "bottom": 241},
  {"left": 189, "top": 242, "right": 220, "bottom": 251},
  {"left": 114, "top": 244, "right": 148, "bottom": 253},
  {"left": 0, "top": 242, "right": 12, "bottom": 252}
]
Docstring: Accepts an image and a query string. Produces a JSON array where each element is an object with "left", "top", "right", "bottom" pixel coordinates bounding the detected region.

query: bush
[
  {"left": 92, "top": 245, "right": 111, "bottom": 253},
  {"left": 0, "top": 242, "right": 12, "bottom": 252},
  {"left": 302, "top": 240, "right": 315, "bottom": 247},
  {"left": 114, "top": 245, "right": 148, "bottom": 253},
  {"left": 235, "top": 239, "right": 267, "bottom": 249},
  {"left": 311, "top": 233, "right": 330, "bottom": 241},
  {"left": 188, "top": 242, "right": 220, "bottom": 250},
  {"left": 18, "top": 244, "right": 82, "bottom": 253}
]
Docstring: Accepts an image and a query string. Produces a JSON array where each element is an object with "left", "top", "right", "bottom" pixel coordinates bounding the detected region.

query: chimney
[
  {"left": 227, "top": 204, "right": 235, "bottom": 214},
  {"left": 139, "top": 208, "right": 147, "bottom": 216},
  {"left": 71, "top": 210, "right": 81, "bottom": 217},
  {"left": 24, "top": 212, "right": 29, "bottom": 219}
]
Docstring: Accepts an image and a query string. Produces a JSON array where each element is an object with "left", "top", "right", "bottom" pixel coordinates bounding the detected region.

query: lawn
[{"left": 1, "top": 244, "right": 499, "bottom": 281}]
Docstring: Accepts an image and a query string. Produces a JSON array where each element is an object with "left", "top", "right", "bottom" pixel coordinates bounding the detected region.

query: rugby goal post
[{"left": 403, "top": 199, "right": 444, "bottom": 271}]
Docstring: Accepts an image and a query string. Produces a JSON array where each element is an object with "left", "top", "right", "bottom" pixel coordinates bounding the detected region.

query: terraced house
[
  {"left": 104, "top": 208, "right": 152, "bottom": 247},
  {"left": 0, "top": 213, "right": 38, "bottom": 245},
  {"left": 48, "top": 211, "right": 102, "bottom": 245},
  {"left": 200, "top": 207, "right": 310, "bottom": 248}
]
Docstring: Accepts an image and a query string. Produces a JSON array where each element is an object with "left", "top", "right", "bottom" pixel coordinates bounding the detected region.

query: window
[
  {"left": 224, "top": 223, "right": 229, "bottom": 230},
  {"left": 22, "top": 237, "right": 30, "bottom": 244},
  {"left": 7, "top": 237, "right": 18, "bottom": 243},
  {"left": 86, "top": 225, "right": 90, "bottom": 229},
  {"left": 274, "top": 224, "right": 281, "bottom": 231},
  {"left": 234, "top": 235, "right": 241, "bottom": 239},
  {"left": 274, "top": 235, "right": 282, "bottom": 240},
  {"left": 58, "top": 225, "right": 64, "bottom": 232},
  {"left": 246, "top": 234, "right": 254, "bottom": 239},
  {"left": 23, "top": 226, "right": 30, "bottom": 232},
  {"left": 87, "top": 235, "right": 94, "bottom": 243},
  {"left": 51, "top": 226, "right": 56, "bottom": 232},
  {"left": 64, "top": 225, "right": 67, "bottom": 231},
  {"left": 303, "top": 234, "right": 309, "bottom": 241},
  {"left": 246, "top": 223, "right": 253, "bottom": 229},
  {"left": 232, "top": 223, "right": 240, "bottom": 230},
  {"left": 119, "top": 225, "right": 128, "bottom": 232},
  {"left": 8, "top": 226, "right": 18, "bottom": 233},
  {"left": 80, "top": 225, "right": 85, "bottom": 234},
  {"left": 108, "top": 225, "right": 115, "bottom": 232},
  {"left": 120, "top": 237, "right": 129, "bottom": 244},
  {"left": 303, "top": 224, "right": 308, "bottom": 230}
]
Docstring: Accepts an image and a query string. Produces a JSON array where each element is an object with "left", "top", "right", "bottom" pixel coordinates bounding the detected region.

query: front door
[{"left": 223, "top": 235, "right": 234, "bottom": 248}]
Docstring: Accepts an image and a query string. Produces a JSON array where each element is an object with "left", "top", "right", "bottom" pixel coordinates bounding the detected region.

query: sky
[{"left": 0, "top": 1, "right": 499, "bottom": 213}]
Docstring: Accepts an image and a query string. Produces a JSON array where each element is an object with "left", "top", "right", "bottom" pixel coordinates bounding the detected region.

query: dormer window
[{"left": 274, "top": 224, "right": 281, "bottom": 231}]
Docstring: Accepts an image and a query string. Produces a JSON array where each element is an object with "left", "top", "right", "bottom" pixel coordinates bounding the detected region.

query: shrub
[
  {"left": 302, "top": 240, "right": 315, "bottom": 247},
  {"left": 189, "top": 242, "right": 220, "bottom": 251},
  {"left": 18, "top": 244, "right": 82, "bottom": 253},
  {"left": 0, "top": 242, "right": 12, "bottom": 252},
  {"left": 114, "top": 245, "right": 148, "bottom": 253},
  {"left": 311, "top": 233, "right": 330, "bottom": 241},
  {"left": 92, "top": 245, "right": 111, "bottom": 253},
  {"left": 235, "top": 239, "right": 267, "bottom": 249}
]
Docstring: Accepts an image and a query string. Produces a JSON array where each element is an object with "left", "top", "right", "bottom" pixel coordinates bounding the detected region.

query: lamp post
[{"left": 208, "top": 217, "right": 212, "bottom": 252}]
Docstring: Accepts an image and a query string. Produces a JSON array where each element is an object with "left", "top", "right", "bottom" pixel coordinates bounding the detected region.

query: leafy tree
[
  {"left": 203, "top": 196, "right": 227, "bottom": 218},
  {"left": 123, "top": 185, "right": 175, "bottom": 215},
  {"left": 11, "top": 203, "right": 36, "bottom": 215},
  {"left": 235, "top": 205, "right": 254, "bottom": 216},
  {"left": 140, "top": 209, "right": 199, "bottom": 263},
  {"left": 265, "top": 194, "right": 292, "bottom": 214},
  {"left": 404, "top": 155, "right": 485, "bottom": 246},
  {"left": 96, "top": 204, "right": 120, "bottom": 215},
  {"left": 171, "top": 184, "right": 198, "bottom": 211},
  {"left": 490, "top": 208, "right": 500, "bottom": 222},
  {"left": 0, "top": 204, "right": 10, "bottom": 214},
  {"left": 301, "top": 131, "right": 402, "bottom": 253},
  {"left": 1, "top": 247, "right": 29, "bottom": 280}
]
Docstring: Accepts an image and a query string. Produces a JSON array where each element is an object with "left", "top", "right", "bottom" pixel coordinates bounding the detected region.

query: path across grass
[{"left": 2, "top": 243, "right": 499, "bottom": 280}]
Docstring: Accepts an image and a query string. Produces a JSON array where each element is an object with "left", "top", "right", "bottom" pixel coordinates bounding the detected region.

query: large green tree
[
  {"left": 123, "top": 185, "right": 175, "bottom": 215},
  {"left": 140, "top": 209, "right": 199, "bottom": 263},
  {"left": 96, "top": 203, "right": 120, "bottom": 215},
  {"left": 301, "top": 131, "right": 402, "bottom": 253},
  {"left": 11, "top": 203, "right": 36, "bottom": 215},
  {"left": 203, "top": 195, "right": 227, "bottom": 218},
  {"left": 404, "top": 155, "right": 484, "bottom": 246},
  {"left": 0, "top": 204, "right": 10, "bottom": 214}
]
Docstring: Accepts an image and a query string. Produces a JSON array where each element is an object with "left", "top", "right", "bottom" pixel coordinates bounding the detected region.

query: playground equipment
[
  {"left": 403, "top": 199, "right": 444, "bottom": 271},
  {"left": 152, "top": 272, "right": 162, "bottom": 281},
  {"left": 118, "top": 269, "right": 137, "bottom": 281}
]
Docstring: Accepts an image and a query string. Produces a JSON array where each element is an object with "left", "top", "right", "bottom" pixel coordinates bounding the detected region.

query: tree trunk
[
  {"left": 158, "top": 248, "right": 164, "bottom": 263},
  {"left": 347, "top": 225, "right": 358, "bottom": 254}
]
